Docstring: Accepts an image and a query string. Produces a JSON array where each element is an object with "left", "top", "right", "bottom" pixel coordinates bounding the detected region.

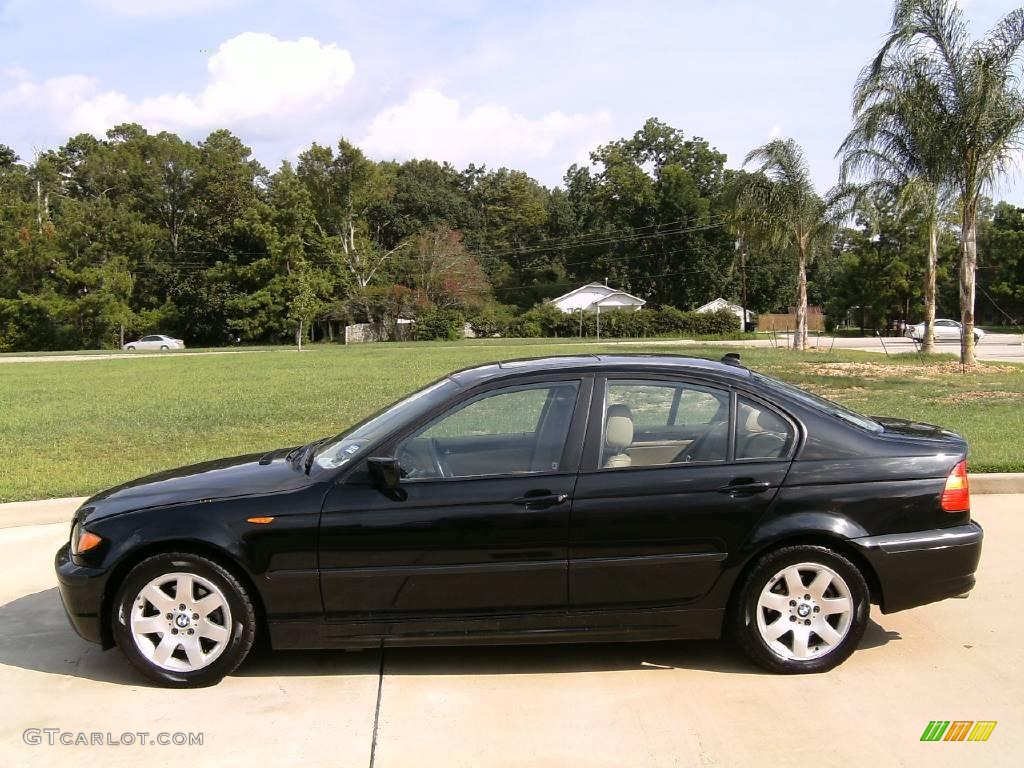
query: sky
[{"left": 0, "top": 0, "right": 1020, "bottom": 202}]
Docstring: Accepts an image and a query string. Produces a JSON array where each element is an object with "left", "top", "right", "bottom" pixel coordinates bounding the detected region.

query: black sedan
[{"left": 56, "top": 354, "right": 983, "bottom": 686}]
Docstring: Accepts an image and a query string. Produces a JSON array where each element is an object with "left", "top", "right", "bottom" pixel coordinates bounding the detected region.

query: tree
[
  {"left": 866, "top": 0, "right": 1024, "bottom": 364},
  {"left": 401, "top": 225, "right": 491, "bottom": 310},
  {"left": 978, "top": 201, "right": 1024, "bottom": 324},
  {"left": 298, "top": 140, "right": 404, "bottom": 289},
  {"left": 840, "top": 57, "right": 953, "bottom": 351},
  {"left": 290, "top": 266, "right": 328, "bottom": 350},
  {"left": 742, "top": 139, "right": 834, "bottom": 350}
]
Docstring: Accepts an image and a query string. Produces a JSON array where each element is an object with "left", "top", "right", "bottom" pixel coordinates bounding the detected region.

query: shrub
[
  {"left": 413, "top": 308, "right": 465, "bottom": 341},
  {"left": 499, "top": 302, "right": 740, "bottom": 339},
  {"left": 467, "top": 303, "right": 516, "bottom": 337}
]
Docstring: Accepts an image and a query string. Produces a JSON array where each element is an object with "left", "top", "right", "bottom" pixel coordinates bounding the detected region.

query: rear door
[{"left": 569, "top": 375, "right": 796, "bottom": 610}]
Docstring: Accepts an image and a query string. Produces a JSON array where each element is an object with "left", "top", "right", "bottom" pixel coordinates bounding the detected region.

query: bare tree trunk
[
  {"left": 960, "top": 205, "right": 978, "bottom": 366},
  {"left": 794, "top": 248, "right": 808, "bottom": 351},
  {"left": 296, "top": 319, "right": 303, "bottom": 351},
  {"left": 35, "top": 179, "right": 43, "bottom": 233},
  {"left": 119, "top": 323, "right": 124, "bottom": 349},
  {"left": 922, "top": 217, "right": 938, "bottom": 353}
]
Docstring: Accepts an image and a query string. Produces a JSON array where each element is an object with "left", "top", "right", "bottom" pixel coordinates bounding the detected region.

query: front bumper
[
  {"left": 55, "top": 543, "right": 110, "bottom": 646},
  {"left": 852, "top": 521, "right": 983, "bottom": 614}
]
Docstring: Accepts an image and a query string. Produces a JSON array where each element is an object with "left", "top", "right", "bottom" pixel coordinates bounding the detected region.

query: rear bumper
[
  {"left": 852, "top": 521, "right": 983, "bottom": 614},
  {"left": 54, "top": 544, "right": 109, "bottom": 646}
]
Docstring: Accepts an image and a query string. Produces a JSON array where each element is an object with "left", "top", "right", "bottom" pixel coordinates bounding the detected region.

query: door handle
[
  {"left": 717, "top": 479, "right": 772, "bottom": 496},
  {"left": 513, "top": 492, "right": 569, "bottom": 510}
]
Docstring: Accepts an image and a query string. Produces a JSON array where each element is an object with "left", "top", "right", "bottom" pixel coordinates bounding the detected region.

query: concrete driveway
[{"left": 1, "top": 496, "right": 1020, "bottom": 768}]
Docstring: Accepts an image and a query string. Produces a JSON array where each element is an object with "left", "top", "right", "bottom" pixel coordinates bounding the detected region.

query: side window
[
  {"left": 735, "top": 397, "right": 795, "bottom": 461},
  {"left": 396, "top": 382, "right": 579, "bottom": 480},
  {"left": 601, "top": 380, "right": 729, "bottom": 469}
]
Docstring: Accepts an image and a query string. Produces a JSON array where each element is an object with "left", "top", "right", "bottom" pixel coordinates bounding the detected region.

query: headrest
[
  {"left": 605, "top": 404, "right": 634, "bottom": 451},
  {"left": 742, "top": 403, "right": 784, "bottom": 433}
]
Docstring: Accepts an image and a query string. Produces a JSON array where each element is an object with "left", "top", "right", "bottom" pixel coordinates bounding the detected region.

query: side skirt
[{"left": 268, "top": 608, "right": 724, "bottom": 650}]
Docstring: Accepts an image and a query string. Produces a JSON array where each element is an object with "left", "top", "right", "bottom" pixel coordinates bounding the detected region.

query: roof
[
  {"left": 448, "top": 353, "right": 750, "bottom": 387},
  {"left": 548, "top": 282, "right": 646, "bottom": 307}
]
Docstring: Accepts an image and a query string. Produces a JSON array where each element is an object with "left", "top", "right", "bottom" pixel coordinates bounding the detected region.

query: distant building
[
  {"left": 695, "top": 297, "right": 755, "bottom": 326},
  {"left": 549, "top": 282, "right": 646, "bottom": 313}
]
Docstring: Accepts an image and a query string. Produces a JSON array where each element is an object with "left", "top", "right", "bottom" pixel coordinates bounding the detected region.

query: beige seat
[{"left": 603, "top": 404, "right": 634, "bottom": 468}]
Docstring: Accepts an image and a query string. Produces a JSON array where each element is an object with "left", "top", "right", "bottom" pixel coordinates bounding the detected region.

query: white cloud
[
  {"left": 362, "top": 88, "right": 611, "bottom": 173},
  {"left": 0, "top": 33, "right": 355, "bottom": 140},
  {"left": 87, "top": 0, "right": 244, "bottom": 17}
]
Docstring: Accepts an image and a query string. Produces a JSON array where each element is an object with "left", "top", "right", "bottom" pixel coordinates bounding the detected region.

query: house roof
[
  {"left": 548, "top": 282, "right": 645, "bottom": 307},
  {"left": 696, "top": 297, "right": 740, "bottom": 312}
]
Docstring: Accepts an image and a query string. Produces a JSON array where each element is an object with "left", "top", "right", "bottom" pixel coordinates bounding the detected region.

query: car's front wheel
[
  {"left": 732, "top": 545, "right": 869, "bottom": 674},
  {"left": 126, "top": 345, "right": 136, "bottom": 351},
  {"left": 112, "top": 552, "right": 256, "bottom": 687}
]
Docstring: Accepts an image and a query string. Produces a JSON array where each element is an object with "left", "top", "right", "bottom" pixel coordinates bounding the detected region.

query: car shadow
[{"left": 0, "top": 589, "right": 901, "bottom": 686}]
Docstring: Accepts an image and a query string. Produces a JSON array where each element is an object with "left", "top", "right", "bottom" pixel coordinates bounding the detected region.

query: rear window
[{"left": 750, "top": 372, "right": 882, "bottom": 433}]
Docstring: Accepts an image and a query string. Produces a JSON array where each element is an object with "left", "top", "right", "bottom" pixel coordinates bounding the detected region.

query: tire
[
  {"left": 731, "top": 545, "right": 869, "bottom": 674},
  {"left": 126, "top": 346, "right": 136, "bottom": 351},
  {"left": 112, "top": 552, "right": 257, "bottom": 687},
  {"left": 160, "top": 345, "right": 169, "bottom": 351}
]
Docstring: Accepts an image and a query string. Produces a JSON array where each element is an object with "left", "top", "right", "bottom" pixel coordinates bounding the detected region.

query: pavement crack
[{"left": 368, "top": 644, "right": 386, "bottom": 768}]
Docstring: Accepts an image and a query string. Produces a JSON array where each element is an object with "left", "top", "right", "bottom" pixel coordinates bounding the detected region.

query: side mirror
[{"left": 367, "top": 456, "right": 402, "bottom": 490}]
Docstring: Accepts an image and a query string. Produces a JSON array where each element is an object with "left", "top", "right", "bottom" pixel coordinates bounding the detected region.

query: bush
[
  {"left": 499, "top": 303, "right": 741, "bottom": 339},
  {"left": 412, "top": 308, "right": 465, "bottom": 341},
  {"left": 466, "top": 303, "right": 516, "bottom": 337},
  {"left": 507, "top": 317, "right": 542, "bottom": 338}
]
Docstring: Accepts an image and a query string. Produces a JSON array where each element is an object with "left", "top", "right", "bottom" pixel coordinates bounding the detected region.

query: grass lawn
[{"left": 1, "top": 338, "right": 1022, "bottom": 502}]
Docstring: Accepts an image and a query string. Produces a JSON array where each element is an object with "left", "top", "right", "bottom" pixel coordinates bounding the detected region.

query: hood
[
  {"left": 872, "top": 416, "right": 966, "bottom": 445},
  {"left": 80, "top": 449, "right": 311, "bottom": 522}
]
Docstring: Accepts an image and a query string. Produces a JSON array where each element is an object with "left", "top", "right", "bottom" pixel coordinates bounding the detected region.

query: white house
[
  {"left": 549, "top": 282, "right": 646, "bottom": 314},
  {"left": 696, "top": 297, "right": 755, "bottom": 326}
]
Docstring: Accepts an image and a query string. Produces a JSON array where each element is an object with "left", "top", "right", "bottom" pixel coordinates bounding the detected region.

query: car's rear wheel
[
  {"left": 732, "top": 545, "right": 869, "bottom": 674},
  {"left": 112, "top": 552, "right": 256, "bottom": 687},
  {"left": 160, "top": 344, "right": 169, "bottom": 351}
]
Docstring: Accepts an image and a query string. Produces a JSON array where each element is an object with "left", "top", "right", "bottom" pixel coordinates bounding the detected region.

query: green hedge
[
  {"left": 510, "top": 303, "right": 740, "bottom": 338},
  {"left": 412, "top": 308, "right": 465, "bottom": 341}
]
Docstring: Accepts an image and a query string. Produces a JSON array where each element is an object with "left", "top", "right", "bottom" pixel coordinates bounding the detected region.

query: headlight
[{"left": 70, "top": 522, "right": 103, "bottom": 555}]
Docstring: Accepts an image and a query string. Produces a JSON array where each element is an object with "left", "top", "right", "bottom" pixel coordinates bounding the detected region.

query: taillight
[{"left": 941, "top": 459, "right": 970, "bottom": 512}]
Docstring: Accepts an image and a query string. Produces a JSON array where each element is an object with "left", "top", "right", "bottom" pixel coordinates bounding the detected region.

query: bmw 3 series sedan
[{"left": 56, "top": 355, "right": 983, "bottom": 687}]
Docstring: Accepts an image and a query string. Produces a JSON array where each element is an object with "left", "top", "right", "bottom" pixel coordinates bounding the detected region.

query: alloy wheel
[
  {"left": 129, "top": 572, "right": 232, "bottom": 672},
  {"left": 755, "top": 562, "right": 853, "bottom": 661}
]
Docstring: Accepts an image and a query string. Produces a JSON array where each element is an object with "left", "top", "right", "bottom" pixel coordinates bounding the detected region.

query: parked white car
[
  {"left": 122, "top": 334, "right": 185, "bottom": 352},
  {"left": 906, "top": 319, "right": 985, "bottom": 343}
]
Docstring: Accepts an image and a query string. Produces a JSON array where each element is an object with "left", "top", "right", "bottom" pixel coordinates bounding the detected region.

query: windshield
[
  {"left": 750, "top": 371, "right": 883, "bottom": 433},
  {"left": 311, "top": 377, "right": 460, "bottom": 471}
]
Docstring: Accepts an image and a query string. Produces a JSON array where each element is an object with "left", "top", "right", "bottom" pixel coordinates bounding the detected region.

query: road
[
  {"left": 0, "top": 350, "right": 258, "bottom": 364},
  {"left": 744, "top": 332, "right": 1024, "bottom": 363},
  {"left": 0, "top": 496, "right": 1019, "bottom": 767}
]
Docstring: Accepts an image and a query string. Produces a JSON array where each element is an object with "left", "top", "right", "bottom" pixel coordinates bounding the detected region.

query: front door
[
  {"left": 319, "top": 377, "right": 590, "bottom": 623},
  {"left": 569, "top": 377, "right": 795, "bottom": 609}
]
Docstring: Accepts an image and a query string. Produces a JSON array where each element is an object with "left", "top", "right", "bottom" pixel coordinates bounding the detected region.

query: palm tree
[
  {"left": 866, "top": 0, "right": 1024, "bottom": 364},
  {"left": 742, "top": 139, "right": 833, "bottom": 350},
  {"left": 839, "top": 59, "right": 953, "bottom": 352}
]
